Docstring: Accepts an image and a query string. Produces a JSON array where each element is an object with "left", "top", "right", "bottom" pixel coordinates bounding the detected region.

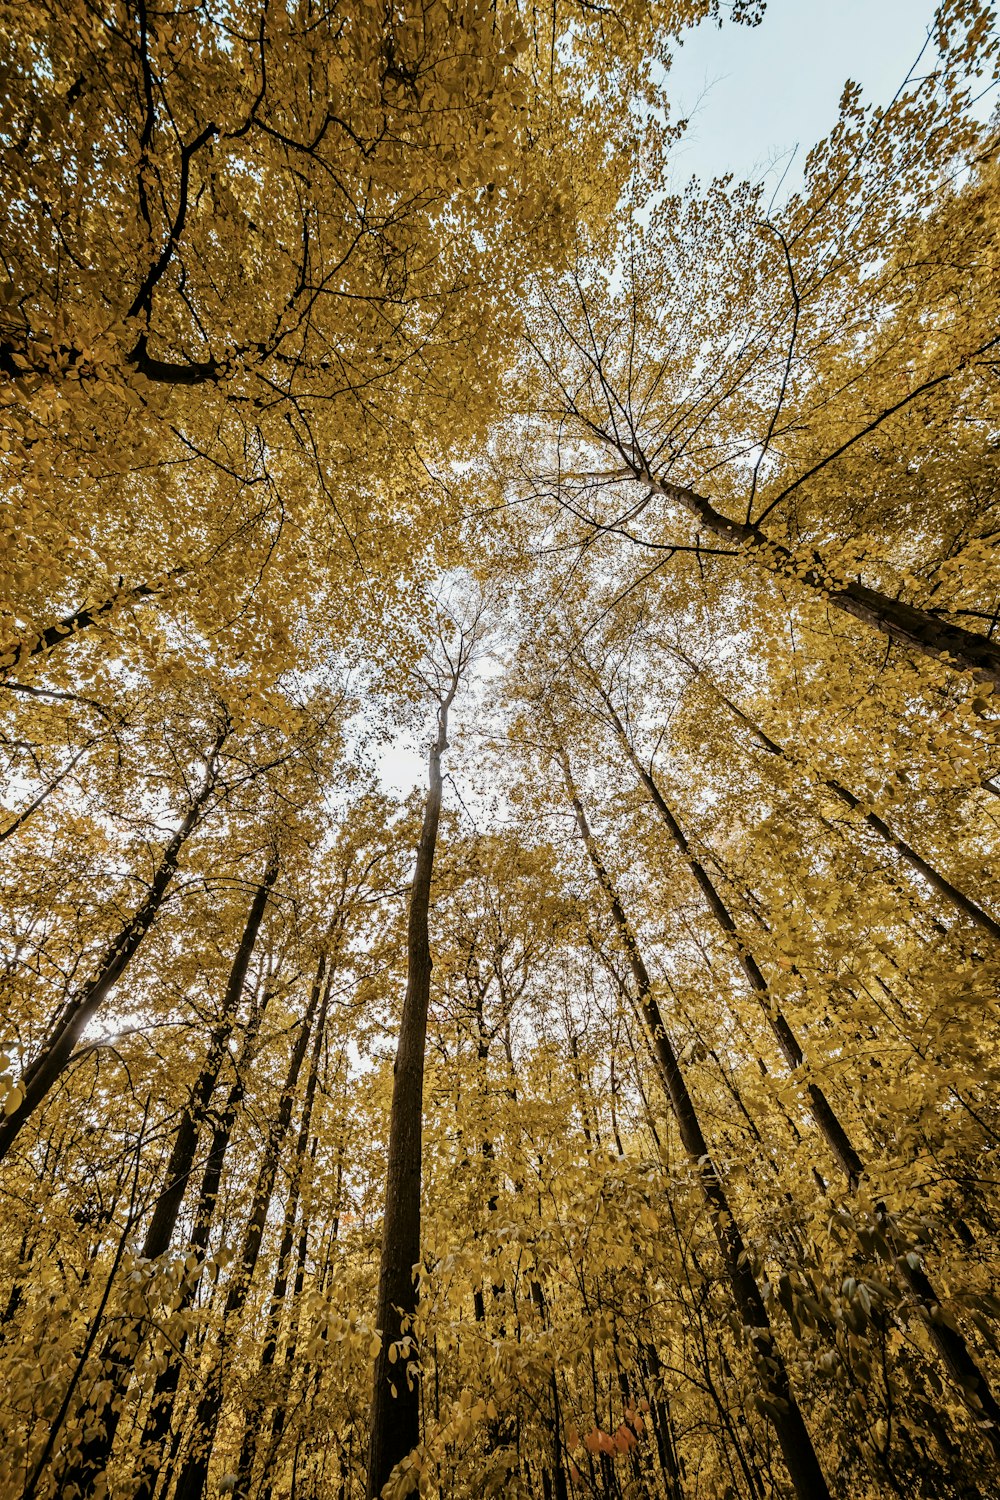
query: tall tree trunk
[
  {"left": 676, "top": 653, "right": 1000, "bottom": 943},
  {"left": 55, "top": 855, "right": 279, "bottom": 1497},
  {"left": 21, "top": 1103, "right": 152, "bottom": 1500},
  {"left": 595, "top": 699, "right": 1000, "bottom": 1458},
  {"left": 234, "top": 961, "right": 332, "bottom": 1495},
  {"left": 257, "top": 1107, "right": 348, "bottom": 1500},
  {"left": 640, "top": 1340, "right": 685, "bottom": 1500},
  {"left": 556, "top": 748, "right": 833, "bottom": 1500},
  {"left": 609, "top": 1050, "right": 626, "bottom": 1158},
  {"left": 254, "top": 1129, "right": 321, "bottom": 1500},
  {"left": 0, "top": 737, "right": 224, "bottom": 1163},
  {"left": 131, "top": 974, "right": 279, "bottom": 1500},
  {"left": 567, "top": 1028, "right": 595, "bottom": 1148},
  {"left": 366, "top": 673, "right": 459, "bottom": 1499},
  {"left": 596, "top": 692, "right": 864, "bottom": 1186},
  {"left": 529, "top": 1280, "right": 570, "bottom": 1500},
  {"left": 143, "top": 856, "right": 280, "bottom": 1262},
  {"left": 171, "top": 964, "right": 324, "bottom": 1500},
  {"left": 625, "top": 460, "right": 1000, "bottom": 685}
]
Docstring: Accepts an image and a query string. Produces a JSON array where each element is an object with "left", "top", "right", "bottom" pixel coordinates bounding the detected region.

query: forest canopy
[{"left": 2, "top": 1, "right": 1000, "bottom": 1498}]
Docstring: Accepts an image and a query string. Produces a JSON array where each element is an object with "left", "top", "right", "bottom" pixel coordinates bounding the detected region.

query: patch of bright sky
[{"left": 663, "top": 0, "right": 944, "bottom": 197}]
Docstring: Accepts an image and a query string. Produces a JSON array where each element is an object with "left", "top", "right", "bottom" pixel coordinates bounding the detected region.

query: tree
[
  {"left": 526, "top": 13, "right": 1000, "bottom": 685},
  {"left": 367, "top": 597, "right": 482, "bottom": 1498}
]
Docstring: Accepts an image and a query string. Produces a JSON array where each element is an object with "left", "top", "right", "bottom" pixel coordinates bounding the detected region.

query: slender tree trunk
[
  {"left": 630, "top": 463, "right": 1000, "bottom": 685},
  {"left": 0, "top": 739, "right": 223, "bottom": 1163},
  {"left": 529, "top": 1280, "right": 570, "bottom": 1500},
  {"left": 556, "top": 748, "right": 833, "bottom": 1500},
  {"left": 254, "top": 1129, "right": 321, "bottom": 1500},
  {"left": 640, "top": 1341, "right": 685, "bottom": 1500},
  {"left": 21, "top": 1103, "right": 151, "bottom": 1500},
  {"left": 258, "top": 1108, "right": 348, "bottom": 1500},
  {"left": 55, "top": 856, "right": 279, "bottom": 1497},
  {"left": 596, "top": 702, "right": 1000, "bottom": 1457},
  {"left": 598, "top": 695, "right": 864, "bottom": 1186},
  {"left": 366, "top": 675, "right": 459, "bottom": 1499},
  {"left": 594, "top": 936, "right": 789, "bottom": 1183},
  {"left": 171, "top": 966, "right": 323, "bottom": 1500},
  {"left": 234, "top": 962, "right": 331, "bottom": 1495},
  {"left": 609, "top": 1052, "right": 626, "bottom": 1157},
  {"left": 144, "top": 857, "right": 280, "bottom": 1263},
  {"left": 567, "top": 1029, "right": 594, "bottom": 1148},
  {"left": 681, "top": 657, "right": 1000, "bottom": 943},
  {"left": 132, "top": 976, "right": 279, "bottom": 1500}
]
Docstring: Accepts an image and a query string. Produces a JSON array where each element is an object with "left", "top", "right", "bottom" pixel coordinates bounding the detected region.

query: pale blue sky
[{"left": 663, "top": 0, "right": 946, "bottom": 192}]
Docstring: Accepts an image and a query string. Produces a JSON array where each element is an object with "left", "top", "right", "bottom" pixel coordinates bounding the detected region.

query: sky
[
  {"left": 664, "top": 0, "right": 946, "bottom": 194},
  {"left": 375, "top": 0, "right": 969, "bottom": 797}
]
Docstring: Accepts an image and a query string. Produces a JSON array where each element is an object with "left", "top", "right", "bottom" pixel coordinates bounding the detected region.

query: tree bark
[
  {"left": 632, "top": 465, "right": 1000, "bottom": 686},
  {"left": 366, "top": 675, "right": 458, "bottom": 1499},
  {"left": 55, "top": 855, "right": 279, "bottom": 1497},
  {"left": 0, "top": 739, "right": 223, "bottom": 1163},
  {"left": 556, "top": 748, "right": 833, "bottom": 1500},
  {"left": 171, "top": 963, "right": 325, "bottom": 1500}
]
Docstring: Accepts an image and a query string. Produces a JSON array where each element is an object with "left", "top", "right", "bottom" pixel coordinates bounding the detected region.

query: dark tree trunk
[
  {"left": 529, "top": 1280, "right": 570, "bottom": 1500},
  {"left": 132, "top": 975, "right": 279, "bottom": 1500},
  {"left": 0, "top": 739, "right": 223, "bottom": 1163},
  {"left": 366, "top": 674, "right": 459, "bottom": 1499},
  {"left": 596, "top": 700, "right": 1000, "bottom": 1458},
  {"left": 635, "top": 466, "right": 1000, "bottom": 685},
  {"left": 143, "top": 856, "right": 280, "bottom": 1261},
  {"left": 640, "top": 1341, "right": 685, "bottom": 1500},
  {"left": 54, "top": 856, "right": 279, "bottom": 1497},
  {"left": 257, "top": 1109, "right": 347, "bottom": 1500},
  {"left": 170, "top": 964, "right": 324, "bottom": 1500},
  {"left": 599, "top": 695, "right": 864, "bottom": 1186},
  {"left": 20, "top": 1106, "right": 152, "bottom": 1500},
  {"left": 235, "top": 961, "right": 332, "bottom": 1494},
  {"left": 557, "top": 749, "right": 832, "bottom": 1500},
  {"left": 254, "top": 1133, "right": 320, "bottom": 1500}
]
